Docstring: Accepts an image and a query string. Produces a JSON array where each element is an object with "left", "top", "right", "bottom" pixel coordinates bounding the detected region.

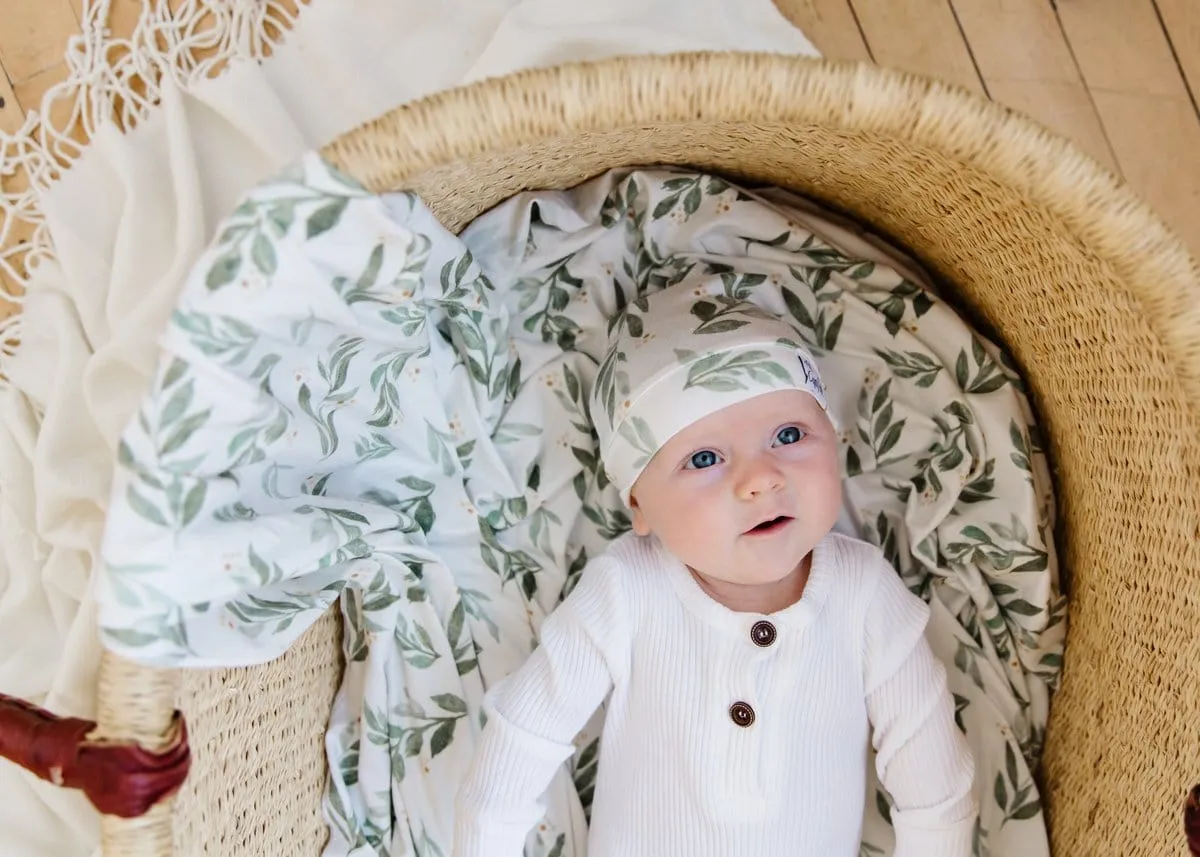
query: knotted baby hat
[{"left": 590, "top": 283, "right": 832, "bottom": 504}]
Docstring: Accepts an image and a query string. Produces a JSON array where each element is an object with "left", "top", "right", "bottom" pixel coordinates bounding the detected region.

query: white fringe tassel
[{"left": 0, "top": 0, "right": 308, "bottom": 388}]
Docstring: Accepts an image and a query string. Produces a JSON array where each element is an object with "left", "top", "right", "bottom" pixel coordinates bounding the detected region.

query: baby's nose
[{"left": 736, "top": 460, "right": 785, "bottom": 498}]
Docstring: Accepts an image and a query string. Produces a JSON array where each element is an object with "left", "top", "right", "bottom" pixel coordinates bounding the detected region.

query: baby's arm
[
  {"left": 454, "top": 558, "right": 626, "bottom": 857},
  {"left": 863, "top": 558, "right": 978, "bottom": 857}
]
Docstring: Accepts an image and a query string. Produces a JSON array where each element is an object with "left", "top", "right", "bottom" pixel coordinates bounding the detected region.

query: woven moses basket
[{"left": 79, "top": 53, "right": 1198, "bottom": 856}]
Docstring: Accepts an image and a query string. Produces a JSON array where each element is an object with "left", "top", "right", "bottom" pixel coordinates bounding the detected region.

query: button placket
[
  {"left": 725, "top": 638, "right": 760, "bottom": 731},
  {"left": 706, "top": 638, "right": 773, "bottom": 822},
  {"left": 726, "top": 621, "right": 775, "bottom": 731}
]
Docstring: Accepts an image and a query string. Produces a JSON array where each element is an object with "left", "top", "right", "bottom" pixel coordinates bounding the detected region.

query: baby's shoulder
[
  {"left": 591, "top": 531, "right": 667, "bottom": 580},
  {"left": 604, "top": 529, "right": 657, "bottom": 556},
  {"left": 821, "top": 531, "right": 891, "bottom": 589},
  {"left": 817, "top": 532, "right": 908, "bottom": 623},
  {"left": 578, "top": 531, "right": 672, "bottom": 605},
  {"left": 820, "top": 532, "right": 929, "bottom": 635},
  {"left": 557, "top": 532, "right": 669, "bottom": 648}
]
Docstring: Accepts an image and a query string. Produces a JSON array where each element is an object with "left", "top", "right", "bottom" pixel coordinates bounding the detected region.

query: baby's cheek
[
  {"left": 819, "top": 453, "right": 843, "bottom": 493},
  {"left": 668, "top": 500, "right": 726, "bottom": 559},
  {"left": 818, "top": 463, "right": 845, "bottom": 523},
  {"left": 794, "top": 451, "right": 842, "bottom": 511}
]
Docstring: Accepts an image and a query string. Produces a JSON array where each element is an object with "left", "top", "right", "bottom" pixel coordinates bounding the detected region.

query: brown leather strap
[
  {"left": 1187, "top": 784, "right": 1200, "bottom": 857},
  {"left": 0, "top": 692, "right": 190, "bottom": 818}
]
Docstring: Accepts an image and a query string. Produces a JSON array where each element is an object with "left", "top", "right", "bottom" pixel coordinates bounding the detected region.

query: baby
[{"left": 454, "top": 284, "right": 978, "bottom": 857}]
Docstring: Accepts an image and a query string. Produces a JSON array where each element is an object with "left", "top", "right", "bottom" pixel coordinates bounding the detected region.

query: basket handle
[{"left": 0, "top": 692, "right": 190, "bottom": 818}]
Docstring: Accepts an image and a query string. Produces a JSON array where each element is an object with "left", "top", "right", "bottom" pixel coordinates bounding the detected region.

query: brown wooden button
[
  {"left": 729, "top": 701, "right": 755, "bottom": 728},
  {"left": 750, "top": 620, "right": 777, "bottom": 647}
]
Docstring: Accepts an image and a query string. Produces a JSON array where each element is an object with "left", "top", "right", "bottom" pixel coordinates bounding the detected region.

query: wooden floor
[
  {"left": 0, "top": 0, "right": 1198, "bottom": 260},
  {"left": 777, "top": 0, "right": 1200, "bottom": 259}
]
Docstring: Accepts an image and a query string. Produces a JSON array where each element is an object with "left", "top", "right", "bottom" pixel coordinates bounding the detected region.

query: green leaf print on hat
[
  {"left": 617, "top": 416, "right": 659, "bottom": 471},
  {"left": 681, "top": 350, "right": 793, "bottom": 392}
]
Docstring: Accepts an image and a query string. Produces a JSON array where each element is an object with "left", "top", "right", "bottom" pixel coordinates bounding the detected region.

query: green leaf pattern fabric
[{"left": 99, "top": 157, "right": 1064, "bottom": 857}]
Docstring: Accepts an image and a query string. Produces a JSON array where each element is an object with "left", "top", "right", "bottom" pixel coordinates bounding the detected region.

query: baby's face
[{"left": 628, "top": 389, "right": 842, "bottom": 589}]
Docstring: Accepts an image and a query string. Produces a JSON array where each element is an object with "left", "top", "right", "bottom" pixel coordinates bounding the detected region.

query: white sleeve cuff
[
  {"left": 453, "top": 706, "right": 578, "bottom": 857},
  {"left": 892, "top": 810, "right": 977, "bottom": 857}
]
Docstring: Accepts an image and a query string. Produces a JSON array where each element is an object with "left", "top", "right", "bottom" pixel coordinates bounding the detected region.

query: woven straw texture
[{"left": 95, "top": 53, "right": 1200, "bottom": 857}]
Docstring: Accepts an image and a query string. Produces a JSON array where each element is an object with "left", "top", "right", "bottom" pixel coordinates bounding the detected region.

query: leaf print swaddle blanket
[{"left": 98, "top": 155, "right": 1065, "bottom": 857}]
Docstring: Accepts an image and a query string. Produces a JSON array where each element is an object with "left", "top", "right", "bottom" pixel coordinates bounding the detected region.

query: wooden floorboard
[
  {"left": 0, "top": 0, "right": 79, "bottom": 84},
  {"left": 12, "top": 62, "right": 70, "bottom": 123},
  {"left": 1055, "top": 0, "right": 1200, "bottom": 256},
  {"left": 847, "top": 0, "right": 986, "bottom": 95},
  {"left": 1154, "top": 0, "right": 1200, "bottom": 120},
  {"left": 0, "top": 67, "right": 23, "bottom": 134},
  {"left": 950, "top": 0, "right": 1118, "bottom": 174},
  {"left": 773, "top": 0, "right": 873, "bottom": 62}
]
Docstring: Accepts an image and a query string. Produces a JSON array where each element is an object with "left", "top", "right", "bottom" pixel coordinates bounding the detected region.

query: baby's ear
[{"left": 629, "top": 493, "right": 652, "bottom": 536}]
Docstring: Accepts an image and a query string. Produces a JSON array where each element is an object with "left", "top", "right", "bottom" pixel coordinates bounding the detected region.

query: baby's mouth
[{"left": 745, "top": 515, "right": 793, "bottom": 535}]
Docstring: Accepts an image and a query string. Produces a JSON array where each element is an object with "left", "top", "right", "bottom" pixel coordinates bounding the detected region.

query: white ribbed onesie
[{"left": 454, "top": 531, "right": 977, "bottom": 857}]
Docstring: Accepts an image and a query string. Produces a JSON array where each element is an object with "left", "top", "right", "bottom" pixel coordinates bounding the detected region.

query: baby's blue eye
[
  {"left": 685, "top": 450, "right": 720, "bottom": 470},
  {"left": 774, "top": 426, "right": 805, "bottom": 446}
]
